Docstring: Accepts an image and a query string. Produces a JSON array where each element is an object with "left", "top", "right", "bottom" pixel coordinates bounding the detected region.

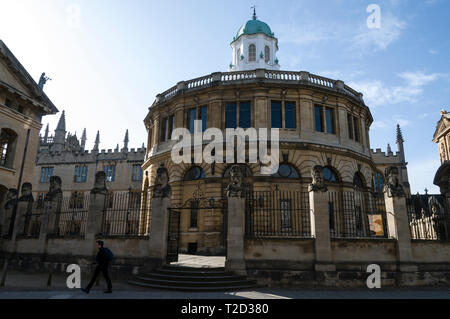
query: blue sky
[{"left": 0, "top": 0, "right": 448, "bottom": 193}]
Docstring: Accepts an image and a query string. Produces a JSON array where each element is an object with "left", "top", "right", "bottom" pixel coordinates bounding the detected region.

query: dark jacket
[{"left": 96, "top": 247, "right": 110, "bottom": 267}]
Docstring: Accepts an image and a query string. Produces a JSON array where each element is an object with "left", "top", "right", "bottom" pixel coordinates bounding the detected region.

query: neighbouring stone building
[
  {"left": 32, "top": 110, "right": 146, "bottom": 203},
  {"left": 142, "top": 12, "right": 411, "bottom": 255},
  {"left": 0, "top": 40, "right": 58, "bottom": 205},
  {"left": 433, "top": 110, "right": 450, "bottom": 197}
]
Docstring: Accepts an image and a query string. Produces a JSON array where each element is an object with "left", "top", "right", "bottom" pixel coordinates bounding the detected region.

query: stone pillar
[
  {"left": 383, "top": 166, "right": 416, "bottom": 271},
  {"left": 86, "top": 172, "right": 109, "bottom": 238},
  {"left": 308, "top": 166, "right": 335, "bottom": 272},
  {"left": 224, "top": 165, "right": 247, "bottom": 275},
  {"left": 148, "top": 197, "right": 171, "bottom": 266},
  {"left": 0, "top": 189, "right": 18, "bottom": 238},
  {"left": 13, "top": 183, "right": 34, "bottom": 239},
  {"left": 148, "top": 164, "right": 172, "bottom": 267},
  {"left": 225, "top": 196, "right": 246, "bottom": 275},
  {"left": 39, "top": 197, "right": 61, "bottom": 240},
  {"left": 40, "top": 176, "right": 63, "bottom": 238}
]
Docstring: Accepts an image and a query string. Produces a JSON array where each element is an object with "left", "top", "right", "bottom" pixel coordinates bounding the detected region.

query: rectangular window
[
  {"left": 285, "top": 102, "right": 296, "bottom": 129},
  {"left": 168, "top": 115, "right": 175, "bottom": 140},
  {"left": 104, "top": 165, "right": 116, "bottom": 182},
  {"left": 347, "top": 113, "right": 354, "bottom": 139},
  {"left": 225, "top": 103, "right": 237, "bottom": 129},
  {"left": 325, "top": 108, "right": 335, "bottom": 134},
  {"left": 74, "top": 165, "right": 88, "bottom": 183},
  {"left": 353, "top": 117, "right": 360, "bottom": 142},
  {"left": 0, "top": 140, "right": 8, "bottom": 167},
  {"left": 314, "top": 105, "right": 324, "bottom": 132},
  {"left": 160, "top": 117, "right": 168, "bottom": 142},
  {"left": 200, "top": 106, "right": 208, "bottom": 132},
  {"left": 5, "top": 99, "right": 12, "bottom": 107},
  {"left": 40, "top": 167, "right": 54, "bottom": 184},
  {"left": 132, "top": 164, "right": 143, "bottom": 181},
  {"left": 188, "top": 108, "right": 197, "bottom": 133},
  {"left": 239, "top": 101, "right": 251, "bottom": 129},
  {"left": 271, "top": 101, "right": 282, "bottom": 128},
  {"left": 190, "top": 201, "right": 198, "bottom": 228}
]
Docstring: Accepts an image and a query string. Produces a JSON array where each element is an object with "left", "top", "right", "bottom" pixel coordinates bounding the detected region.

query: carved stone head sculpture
[
  {"left": 308, "top": 165, "right": 328, "bottom": 192},
  {"left": 226, "top": 165, "right": 245, "bottom": 197},
  {"left": 91, "top": 171, "right": 108, "bottom": 195},
  {"left": 19, "top": 183, "right": 34, "bottom": 202},
  {"left": 4, "top": 188, "right": 18, "bottom": 209},
  {"left": 153, "top": 164, "right": 172, "bottom": 198},
  {"left": 45, "top": 176, "right": 62, "bottom": 201},
  {"left": 384, "top": 166, "right": 405, "bottom": 197},
  {"left": 429, "top": 196, "right": 441, "bottom": 216}
]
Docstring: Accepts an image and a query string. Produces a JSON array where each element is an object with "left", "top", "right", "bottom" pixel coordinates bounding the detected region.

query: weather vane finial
[{"left": 251, "top": 5, "right": 257, "bottom": 20}]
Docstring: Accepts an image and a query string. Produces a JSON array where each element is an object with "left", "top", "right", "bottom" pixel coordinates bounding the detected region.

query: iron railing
[
  {"left": 52, "top": 194, "right": 90, "bottom": 236},
  {"left": 21, "top": 201, "right": 44, "bottom": 238},
  {"left": 246, "top": 189, "right": 311, "bottom": 238},
  {"left": 100, "top": 191, "right": 149, "bottom": 237},
  {"left": 328, "top": 191, "right": 388, "bottom": 238},
  {"left": 406, "top": 195, "right": 450, "bottom": 241}
]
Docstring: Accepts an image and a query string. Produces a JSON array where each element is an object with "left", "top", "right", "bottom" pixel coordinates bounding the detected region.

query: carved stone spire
[
  {"left": 54, "top": 111, "right": 66, "bottom": 152},
  {"left": 396, "top": 124, "right": 404, "bottom": 144},
  {"left": 44, "top": 124, "right": 49, "bottom": 140},
  {"left": 56, "top": 110, "right": 66, "bottom": 132},
  {"left": 396, "top": 124, "right": 405, "bottom": 163},
  {"left": 93, "top": 131, "right": 100, "bottom": 152},
  {"left": 387, "top": 143, "right": 392, "bottom": 154},
  {"left": 80, "top": 128, "right": 87, "bottom": 151},
  {"left": 122, "top": 129, "right": 129, "bottom": 152}
]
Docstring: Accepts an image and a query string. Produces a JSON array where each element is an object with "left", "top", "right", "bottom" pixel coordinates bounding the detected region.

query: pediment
[
  {"left": 0, "top": 58, "right": 33, "bottom": 96},
  {"left": 433, "top": 118, "right": 450, "bottom": 141}
]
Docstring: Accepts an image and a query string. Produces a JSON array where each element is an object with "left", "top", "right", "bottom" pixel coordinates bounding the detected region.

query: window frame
[{"left": 249, "top": 44, "right": 256, "bottom": 62}]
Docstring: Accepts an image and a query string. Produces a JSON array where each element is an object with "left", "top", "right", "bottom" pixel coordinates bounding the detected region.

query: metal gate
[
  {"left": 165, "top": 183, "right": 227, "bottom": 263},
  {"left": 167, "top": 209, "right": 181, "bottom": 263}
]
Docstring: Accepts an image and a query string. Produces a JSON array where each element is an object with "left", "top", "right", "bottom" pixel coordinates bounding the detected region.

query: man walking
[{"left": 82, "top": 240, "right": 113, "bottom": 294}]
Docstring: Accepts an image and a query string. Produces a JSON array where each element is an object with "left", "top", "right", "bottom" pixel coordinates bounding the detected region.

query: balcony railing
[{"left": 153, "top": 69, "right": 364, "bottom": 106}]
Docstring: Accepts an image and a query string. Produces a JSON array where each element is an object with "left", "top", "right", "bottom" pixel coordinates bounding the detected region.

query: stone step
[
  {"left": 140, "top": 272, "right": 246, "bottom": 282},
  {"left": 128, "top": 265, "right": 262, "bottom": 292},
  {"left": 133, "top": 276, "right": 257, "bottom": 288},
  {"left": 128, "top": 280, "right": 262, "bottom": 292}
]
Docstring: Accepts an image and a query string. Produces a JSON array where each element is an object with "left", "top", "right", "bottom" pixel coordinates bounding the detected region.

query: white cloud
[
  {"left": 398, "top": 71, "right": 440, "bottom": 87},
  {"left": 352, "top": 12, "right": 406, "bottom": 52},
  {"left": 349, "top": 71, "right": 442, "bottom": 107}
]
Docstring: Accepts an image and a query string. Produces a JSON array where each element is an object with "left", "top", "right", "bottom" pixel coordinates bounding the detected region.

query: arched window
[
  {"left": 184, "top": 166, "right": 206, "bottom": 181},
  {"left": 0, "top": 128, "right": 17, "bottom": 168},
  {"left": 323, "top": 167, "right": 338, "bottom": 183},
  {"left": 374, "top": 172, "right": 384, "bottom": 193},
  {"left": 236, "top": 48, "right": 240, "bottom": 65},
  {"left": 249, "top": 44, "right": 256, "bottom": 62},
  {"left": 272, "top": 164, "right": 300, "bottom": 178},
  {"left": 265, "top": 46, "right": 270, "bottom": 63},
  {"left": 353, "top": 172, "right": 365, "bottom": 189}
]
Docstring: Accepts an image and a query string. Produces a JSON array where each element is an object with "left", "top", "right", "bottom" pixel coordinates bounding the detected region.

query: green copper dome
[{"left": 233, "top": 17, "right": 275, "bottom": 42}]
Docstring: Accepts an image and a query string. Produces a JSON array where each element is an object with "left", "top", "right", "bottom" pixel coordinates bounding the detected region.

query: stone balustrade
[{"left": 152, "top": 69, "right": 365, "bottom": 106}]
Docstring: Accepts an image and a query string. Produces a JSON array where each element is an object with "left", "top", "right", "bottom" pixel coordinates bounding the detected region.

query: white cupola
[{"left": 229, "top": 9, "right": 280, "bottom": 72}]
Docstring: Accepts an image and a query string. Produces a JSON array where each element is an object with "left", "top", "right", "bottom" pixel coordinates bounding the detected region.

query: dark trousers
[{"left": 85, "top": 265, "right": 112, "bottom": 291}]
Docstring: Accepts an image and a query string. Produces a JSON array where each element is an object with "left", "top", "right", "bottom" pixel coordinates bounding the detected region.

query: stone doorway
[{"left": 166, "top": 186, "right": 228, "bottom": 265}]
